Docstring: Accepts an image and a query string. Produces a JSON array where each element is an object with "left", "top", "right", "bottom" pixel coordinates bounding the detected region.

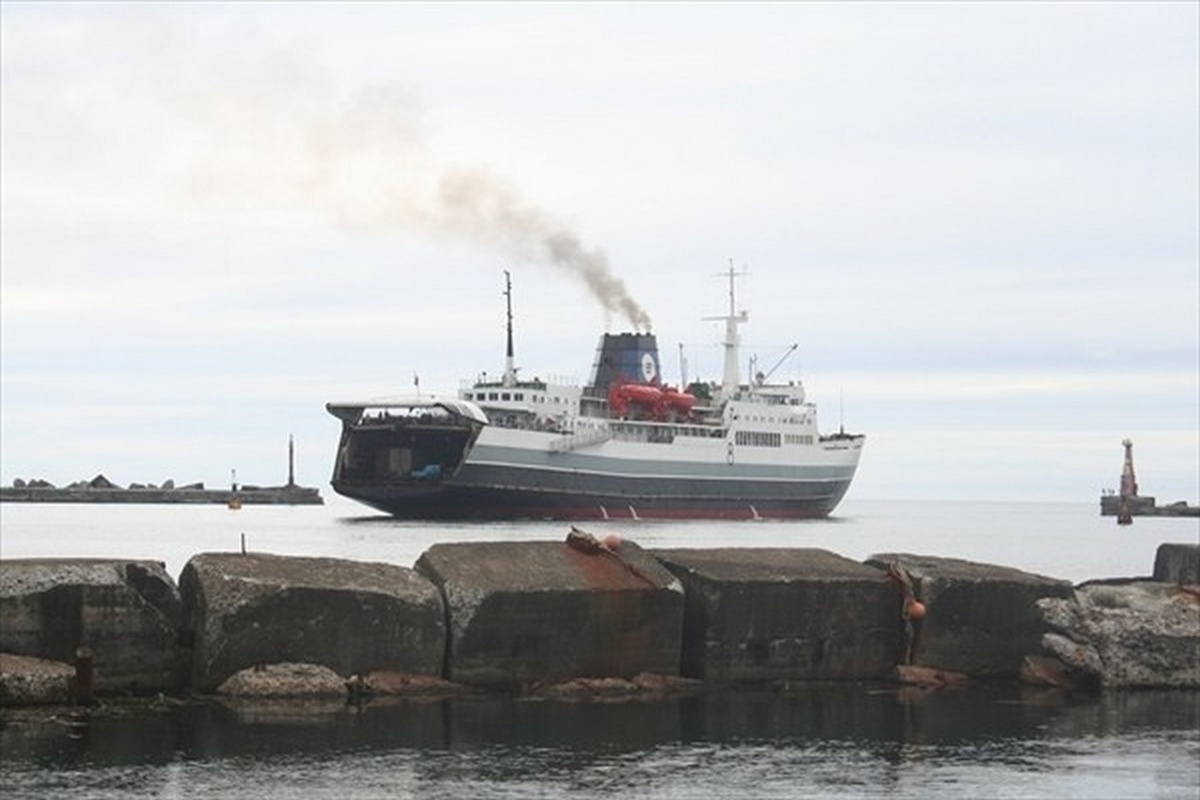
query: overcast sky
[{"left": 2, "top": 2, "right": 1197, "bottom": 503}]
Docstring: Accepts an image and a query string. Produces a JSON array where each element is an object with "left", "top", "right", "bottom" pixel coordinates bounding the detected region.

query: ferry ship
[{"left": 326, "top": 269, "right": 864, "bottom": 519}]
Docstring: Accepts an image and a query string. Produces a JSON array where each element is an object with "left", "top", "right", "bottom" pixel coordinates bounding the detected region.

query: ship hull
[
  {"left": 331, "top": 424, "right": 862, "bottom": 521},
  {"left": 334, "top": 480, "right": 854, "bottom": 520}
]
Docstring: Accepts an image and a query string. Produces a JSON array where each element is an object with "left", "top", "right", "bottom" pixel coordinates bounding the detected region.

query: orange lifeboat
[
  {"left": 621, "top": 384, "right": 663, "bottom": 405},
  {"left": 608, "top": 381, "right": 664, "bottom": 418},
  {"left": 661, "top": 386, "right": 696, "bottom": 415},
  {"left": 609, "top": 381, "right": 696, "bottom": 421}
]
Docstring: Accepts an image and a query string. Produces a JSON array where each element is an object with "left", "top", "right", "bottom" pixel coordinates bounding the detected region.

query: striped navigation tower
[{"left": 1117, "top": 438, "right": 1138, "bottom": 525}]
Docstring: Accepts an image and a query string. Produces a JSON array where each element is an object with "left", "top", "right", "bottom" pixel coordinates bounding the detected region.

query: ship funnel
[{"left": 586, "top": 332, "right": 661, "bottom": 397}]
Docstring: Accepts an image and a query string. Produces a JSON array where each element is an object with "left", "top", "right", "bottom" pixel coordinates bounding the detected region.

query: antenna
[
  {"left": 839, "top": 387, "right": 845, "bottom": 435},
  {"left": 503, "top": 270, "right": 516, "bottom": 387}
]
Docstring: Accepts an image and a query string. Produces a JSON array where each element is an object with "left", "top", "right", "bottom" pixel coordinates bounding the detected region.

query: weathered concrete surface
[
  {"left": 526, "top": 673, "right": 705, "bottom": 702},
  {"left": 652, "top": 548, "right": 897, "bottom": 682},
  {"left": 0, "top": 559, "right": 183, "bottom": 694},
  {"left": 1036, "top": 580, "right": 1200, "bottom": 688},
  {"left": 893, "top": 663, "right": 970, "bottom": 689},
  {"left": 0, "top": 653, "right": 74, "bottom": 705},
  {"left": 865, "top": 553, "right": 1074, "bottom": 678},
  {"left": 414, "top": 537, "right": 683, "bottom": 688},
  {"left": 356, "top": 670, "right": 471, "bottom": 697},
  {"left": 180, "top": 553, "right": 444, "bottom": 692},
  {"left": 1153, "top": 543, "right": 1200, "bottom": 585},
  {"left": 216, "top": 662, "right": 346, "bottom": 697}
]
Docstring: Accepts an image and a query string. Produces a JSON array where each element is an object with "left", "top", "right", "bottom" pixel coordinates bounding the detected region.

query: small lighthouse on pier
[
  {"left": 1100, "top": 438, "right": 1197, "bottom": 521},
  {"left": 1117, "top": 438, "right": 1138, "bottom": 525},
  {"left": 287, "top": 434, "right": 296, "bottom": 488}
]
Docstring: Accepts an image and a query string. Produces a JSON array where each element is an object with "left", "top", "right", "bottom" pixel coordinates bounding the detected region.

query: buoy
[
  {"left": 906, "top": 599, "right": 927, "bottom": 621},
  {"left": 602, "top": 533, "right": 623, "bottom": 550}
]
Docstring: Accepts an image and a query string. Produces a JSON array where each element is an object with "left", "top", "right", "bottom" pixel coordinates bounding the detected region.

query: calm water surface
[
  {"left": 2, "top": 496, "right": 1196, "bottom": 582},
  {"left": 2, "top": 498, "right": 1198, "bottom": 798}
]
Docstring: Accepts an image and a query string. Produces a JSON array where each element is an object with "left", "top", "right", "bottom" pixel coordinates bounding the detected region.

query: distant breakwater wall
[
  {"left": 1, "top": 482, "right": 322, "bottom": 506},
  {"left": 1, "top": 538, "right": 1197, "bottom": 706},
  {"left": 1100, "top": 494, "right": 1200, "bottom": 518}
]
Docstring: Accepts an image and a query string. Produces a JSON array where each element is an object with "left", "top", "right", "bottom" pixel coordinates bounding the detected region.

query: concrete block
[
  {"left": 652, "top": 548, "right": 897, "bottom": 682},
  {"left": 415, "top": 538, "right": 683, "bottom": 688},
  {"left": 1153, "top": 543, "right": 1200, "bottom": 585},
  {"left": 866, "top": 553, "right": 1074, "bottom": 678},
  {"left": 180, "top": 553, "right": 443, "bottom": 692},
  {"left": 0, "top": 559, "right": 183, "bottom": 694},
  {"left": 0, "top": 654, "right": 74, "bottom": 706}
]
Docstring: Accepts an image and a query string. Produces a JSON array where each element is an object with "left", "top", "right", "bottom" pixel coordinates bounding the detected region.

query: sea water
[{"left": 1, "top": 498, "right": 1198, "bottom": 799}]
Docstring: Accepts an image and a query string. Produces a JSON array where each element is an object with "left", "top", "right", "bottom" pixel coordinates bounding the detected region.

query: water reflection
[
  {"left": 4, "top": 686, "right": 1195, "bottom": 762},
  {"left": 3, "top": 687, "right": 1197, "bottom": 799}
]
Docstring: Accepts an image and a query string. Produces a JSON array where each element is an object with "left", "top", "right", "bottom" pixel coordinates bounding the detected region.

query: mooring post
[{"left": 74, "top": 647, "right": 95, "bottom": 706}]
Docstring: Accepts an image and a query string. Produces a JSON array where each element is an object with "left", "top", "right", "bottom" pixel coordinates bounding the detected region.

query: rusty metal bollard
[{"left": 74, "top": 647, "right": 96, "bottom": 706}]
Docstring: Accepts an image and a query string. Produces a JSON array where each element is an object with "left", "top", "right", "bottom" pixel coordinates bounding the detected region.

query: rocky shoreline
[{"left": 1, "top": 537, "right": 1195, "bottom": 708}]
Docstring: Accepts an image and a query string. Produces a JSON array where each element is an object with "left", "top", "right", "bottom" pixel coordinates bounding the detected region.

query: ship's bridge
[
  {"left": 460, "top": 377, "right": 580, "bottom": 409},
  {"left": 744, "top": 379, "right": 806, "bottom": 405},
  {"left": 459, "top": 377, "right": 581, "bottom": 431},
  {"left": 725, "top": 381, "right": 818, "bottom": 441}
]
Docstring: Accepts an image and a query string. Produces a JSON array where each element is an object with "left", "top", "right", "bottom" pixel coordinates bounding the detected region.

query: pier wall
[
  {"left": 0, "top": 560, "right": 184, "bottom": 697},
  {"left": 2, "top": 540, "right": 1197, "bottom": 705},
  {"left": 864, "top": 553, "right": 1075, "bottom": 678},
  {"left": 0, "top": 486, "right": 323, "bottom": 505},
  {"left": 652, "top": 548, "right": 898, "bottom": 681},
  {"left": 179, "top": 553, "right": 444, "bottom": 692},
  {"left": 1153, "top": 543, "right": 1200, "bottom": 585},
  {"left": 415, "top": 537, "right": 683, "bottom": 688}
]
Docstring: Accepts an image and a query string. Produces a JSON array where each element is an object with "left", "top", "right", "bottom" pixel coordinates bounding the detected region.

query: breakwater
[
  {"left": 1100, "top": 494, "right": 1199, "bottom": 518},
  {"left": 1, "top": 478, "right": 322, "bottom": 506},
  {"left": 1, "top": 535, "right": 1196, "bottom": 706}
]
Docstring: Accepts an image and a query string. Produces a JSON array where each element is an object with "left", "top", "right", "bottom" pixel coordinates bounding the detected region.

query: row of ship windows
[
  {"left": 735, "top": 415, "right": 812, "bottom": 426},
  {"left": 735, "top": 431, "right": 816, "bottom": 447},
  {"left": 463, "top": 392, "right": 569, "bottom": 405},
  {"left": 610, "top": 423, "right": 723, "bottom": 439},
  {"left": 735, "top": 431, "right": 781, "bottom": 447}
]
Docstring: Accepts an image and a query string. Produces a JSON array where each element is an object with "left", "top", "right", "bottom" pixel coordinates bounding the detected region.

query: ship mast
[
  {"left": 502, "top": 270, "right": 517, "bottom": 388},
  {"left": 703, "top": 260, "right": 749, "bottom": 397}
]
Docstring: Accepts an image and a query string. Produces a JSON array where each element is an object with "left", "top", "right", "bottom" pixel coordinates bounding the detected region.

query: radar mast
[
  {"left": 502, "top": 270, "right": 517, "bottom": 388},
  {"left": 703, "top": 260, "right": 749, "bottom": 397}
]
